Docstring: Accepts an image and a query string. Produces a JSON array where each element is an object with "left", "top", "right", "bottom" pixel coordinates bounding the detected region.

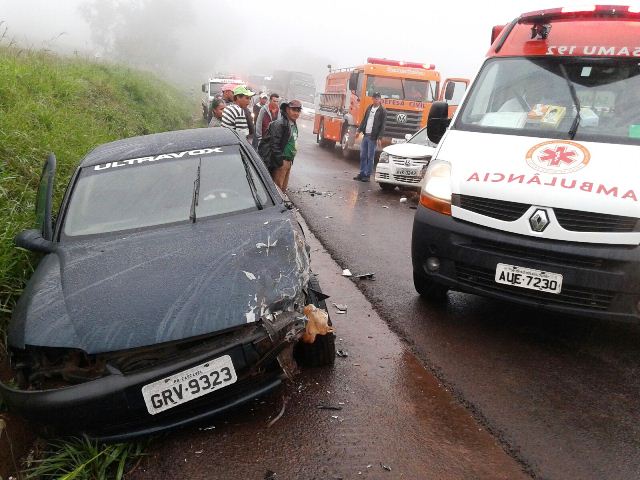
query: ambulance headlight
[
  {"left": 420, "top": 161, "right": 452, "bottom": 215},
  {"left": 379, "top": 151, "right": 389, "bottom": 163}
]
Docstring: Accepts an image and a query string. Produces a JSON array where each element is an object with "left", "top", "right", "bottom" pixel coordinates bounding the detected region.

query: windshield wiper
[
  {"left": 559, "top": 64, "right": 581, "bottom": 140},
  {"left": 240, "top": 152, "right": 264, "bottom": 210},
  {"left": 189, "top": 158, "right": 201, "bottom": 223}
]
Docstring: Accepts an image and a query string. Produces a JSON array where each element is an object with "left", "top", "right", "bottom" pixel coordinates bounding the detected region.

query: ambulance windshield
[{"left": 456, "top": 57, "right": 640, "bottom": 145}]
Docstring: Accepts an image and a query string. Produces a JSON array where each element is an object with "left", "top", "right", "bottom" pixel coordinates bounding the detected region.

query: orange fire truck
[{"left": 313, "top": 57, "right": 468, "bottom": 157}]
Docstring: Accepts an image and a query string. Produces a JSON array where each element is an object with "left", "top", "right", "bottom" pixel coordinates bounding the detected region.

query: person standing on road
[
  {"left": 354, "top": 92, "right": 386, "bottom": 182},
  {"left": 252, "top": 93, "right": 269, "bottom": 147},
  {"left": 253, "top": 93, "right": 268, "bottom": 125},
  {"left": 221, "top": 85, "right": 255, "bottom": 139},
  {"left": 258, "top": 99, "right": 301, "bottom": 191},
  {"left": 221, "top": 84, "right": 236, "bottom": 105},
  {"left": 255, "top": 93, "right": 280, "bottom": 148},
  {"left": 208, "top": 98, "right": 226, "bottom": 127}
]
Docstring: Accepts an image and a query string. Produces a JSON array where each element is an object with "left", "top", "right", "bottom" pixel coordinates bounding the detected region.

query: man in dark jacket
[
  {"left": 354, "top": 92, "right": 387, "bottom": 182},
  {"left": 258, "top": 99, "right": 301, "bottom": 191}
]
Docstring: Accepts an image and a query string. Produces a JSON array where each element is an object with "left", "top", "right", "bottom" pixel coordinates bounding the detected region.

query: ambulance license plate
[
  {"left": 494, "top": 263, "right": 562, "bottom": 294},
  {"left": 141, "top": 354, "right": 237, "bottom": 415}
]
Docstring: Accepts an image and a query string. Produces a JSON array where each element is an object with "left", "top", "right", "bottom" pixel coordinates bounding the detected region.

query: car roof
[{"left": 80, "top": 128, "right": 241, "bottom": 168}]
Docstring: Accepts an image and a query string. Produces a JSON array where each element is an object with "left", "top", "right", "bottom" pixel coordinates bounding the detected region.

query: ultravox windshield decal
[{"left": 93, "top": 148, "right": 224, "bottom": 172}]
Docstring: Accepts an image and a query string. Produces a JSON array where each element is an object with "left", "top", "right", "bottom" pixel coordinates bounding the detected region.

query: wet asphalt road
[{"left": 283, "top": 120, "right": 640, "bottom": 480}]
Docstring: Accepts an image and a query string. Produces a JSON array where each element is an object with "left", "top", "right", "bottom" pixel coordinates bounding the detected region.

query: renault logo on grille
[
  {"left": 396, "top": 113, "right": 407, "bottom": 123},
  {"left": 529, "top": 209, "right": 550, "bottom": 232}
]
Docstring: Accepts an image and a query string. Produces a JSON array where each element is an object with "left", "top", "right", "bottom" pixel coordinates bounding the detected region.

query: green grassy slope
[{"left": 0, "top": 47, "right": 196, "bottom": 346}]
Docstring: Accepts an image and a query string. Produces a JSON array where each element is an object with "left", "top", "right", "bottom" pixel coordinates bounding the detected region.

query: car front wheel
[{"left": 295, "top": 276, "right": 335, "bottom": 367}]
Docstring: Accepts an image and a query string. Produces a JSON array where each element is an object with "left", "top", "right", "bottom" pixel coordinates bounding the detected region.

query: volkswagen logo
[
  {"left": 396, "top": 113, "right": 407, "bottom": 124},
  {"left": 529, "top": 209, "right": 550, "bottom": 232}
]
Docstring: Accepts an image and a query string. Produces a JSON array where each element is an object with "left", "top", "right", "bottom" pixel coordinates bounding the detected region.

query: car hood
[
  {"left": 383, "top": 143, "right": 435, "bottom": 159},
  {"left": 10, "top": 208, "right": 310, "bottom": 354}
]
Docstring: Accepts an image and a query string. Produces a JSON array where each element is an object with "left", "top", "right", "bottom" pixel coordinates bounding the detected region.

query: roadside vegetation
[
  {"left": 0, "top": 44, "right": 195, "bottom": 477},
  {"left": 24, "top": 437, "right": 146, "bottom": 479}
]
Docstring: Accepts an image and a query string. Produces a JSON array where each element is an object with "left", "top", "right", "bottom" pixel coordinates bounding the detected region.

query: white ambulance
[{"left": 412, "top": 6, "right": 640, "bottom": 322}]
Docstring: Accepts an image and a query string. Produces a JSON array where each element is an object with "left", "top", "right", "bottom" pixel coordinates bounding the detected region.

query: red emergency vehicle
[{"left": 412, "top": 5, "right": 640, "bottom": 322}]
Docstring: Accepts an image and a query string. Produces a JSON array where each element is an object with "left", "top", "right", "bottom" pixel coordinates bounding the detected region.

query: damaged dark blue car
[{"left": 0, "top": 128, "right": 334, "bottom": 440}]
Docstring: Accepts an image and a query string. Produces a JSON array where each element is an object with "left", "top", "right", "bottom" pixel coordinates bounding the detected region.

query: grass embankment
[{"left": 0, "top": 46, "right": 196, "bottom": 478}]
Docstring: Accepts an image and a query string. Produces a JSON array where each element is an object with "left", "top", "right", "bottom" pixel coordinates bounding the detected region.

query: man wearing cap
[
  {"left": 354, "top": 92, "right": 387, "bottom": 182},
  {"left": 221, "top": 83, "right": 236, "bottom": 105},
  {"left": 221, "top": 85, "right": 255, "bottom": 139},
  {"left": 258, "top": 99, "right": 302, "bottom": 191},
  {"left": 252, "top": 93, "right": 269, "bottom": 148},
  {"left": 255, "top": 93, "right": 280, "bottom": 149}
]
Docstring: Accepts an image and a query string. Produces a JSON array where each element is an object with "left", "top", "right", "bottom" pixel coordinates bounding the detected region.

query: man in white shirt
[
  {"left": 354, "top": 92, "right": 387, "bottom": 182},
  {"left": 221, "top": 85, "right": 255, "bottom": 139}
]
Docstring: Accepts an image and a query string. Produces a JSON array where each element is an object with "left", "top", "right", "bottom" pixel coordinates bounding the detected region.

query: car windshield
[
  {"left": 365, "top": 76, "right": 436, "bottom": 102},
  {"left": 63, "top": 146, "right": 272, "bottom": 236},
  {"left": 456, "top": 57, "right": 640, "bottom": 145}
]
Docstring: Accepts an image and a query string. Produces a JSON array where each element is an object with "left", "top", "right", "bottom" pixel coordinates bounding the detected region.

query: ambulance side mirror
[{"left": 427, "top": 102, "right": 450, "bottom": 144}]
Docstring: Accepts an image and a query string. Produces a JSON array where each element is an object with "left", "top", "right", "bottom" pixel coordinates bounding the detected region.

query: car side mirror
[
  {"left": 427, "top": 101, "right": 451, "bottom": 144},
  {"left": 404, "top": 133, "right": 412, "bottom": 141},
  {"left": 202, "top": 84, "right": 206, "bottom": 93},
  {"left": 15, "top": 229, "right": 55, "bottom": 254}
]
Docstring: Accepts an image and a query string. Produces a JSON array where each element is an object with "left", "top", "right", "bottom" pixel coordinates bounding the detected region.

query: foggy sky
[{"left": 0, "top": 0, "right": 605, "bottom": 90}]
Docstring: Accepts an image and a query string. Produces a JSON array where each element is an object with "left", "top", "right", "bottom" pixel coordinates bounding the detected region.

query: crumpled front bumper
[{"left": 0, "top": 317, "right": 305, "bottom": 441}]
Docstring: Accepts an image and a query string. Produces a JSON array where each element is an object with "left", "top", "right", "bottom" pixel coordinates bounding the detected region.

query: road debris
[
  {"left": 264, "top": 470, "right": 278, "bottom": 480},
  {"left": 342, "top": 269, "right": 353, "bottom": 277},
  {"left": 400, "top": 197, "right": 407, "bottom": 203},
  {"left": 199, "top": 425, "right": 216, "bottom": 431},
  {"left": 333, "top": 303, "right": 348, "bottom": 313},
  {"left": 354, "top": 272, "right": 375, "bottom": 280},
  {"left": 336, "top": 349, "right": 349, "bottom": 357},
  {"left": 380, "top": 462, "right": 392, "bottom": 472},
  {"left": 242, "top": 271, "right": 256, "bottom": 280},
  {"left": 382, "top": 205, "right": 389, "bottom": 208},
  {"left": 267, "top": 396, "right": 289, "bottom": 428},
  {"left": 317, "top": 405, "right": 343, "bottom": 411}
]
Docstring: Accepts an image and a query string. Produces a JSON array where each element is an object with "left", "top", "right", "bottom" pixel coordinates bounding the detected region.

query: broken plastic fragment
[
  {"left": 342, "top": 269, "right": 352, "bottom": 277},
  {"left": 400, "top": 197, "right": 407, "bottom": 203},
  {"left": 317, "top": 405, "right": 343, "bottom": 411},
  {"left": 243, "top": 271, "right": 257, "bottom": 280},
  {"left": 336, "top": 350, "right": 349, "bottom": 358},
  {"left": 301, "top": 304, "right": 335, "bottom": 343},
  {"left": 333, "top": 303, "right": 348, "bottom": 313},
  {"left": 354, "top": 272, "right": 375, "bottom": 280},
  {"left": 380, "top": 463, "right": 392, "bottom": 472}
]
